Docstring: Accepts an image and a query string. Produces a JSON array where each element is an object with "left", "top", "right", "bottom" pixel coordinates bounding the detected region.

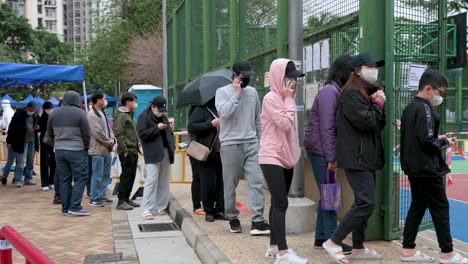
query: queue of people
[{"left": 0, "top": 53, "right": 464, "bottom": 264}]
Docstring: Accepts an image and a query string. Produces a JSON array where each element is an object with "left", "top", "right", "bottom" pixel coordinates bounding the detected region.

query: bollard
[{"left": 0, "top": 239, "right": 13, "bottom": 264}]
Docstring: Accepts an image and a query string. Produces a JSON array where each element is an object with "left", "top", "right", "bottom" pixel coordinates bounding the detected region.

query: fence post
[
  {"left": 172, "top": 9, "right": 179, "bottom": 125},
  {"left": 229, "top": 0, "right": 239, "bottom": 64},
  {"left": 359, "top": 0, "right": 387, "bottom": 241},
  {"left": 0, "top": 239, "right": 13, "bottom": 264},
  {"left": 202, "top": 0, "right": 212, "bottom": 72},
  {"left": 276, "top": 0, "right": 288, "bottom": 58},
  {"left": 185, "top": 0, "right": 192, "bottom": 82}
]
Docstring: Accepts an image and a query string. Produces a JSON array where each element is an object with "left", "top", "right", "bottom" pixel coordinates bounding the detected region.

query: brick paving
[{"left": 0, "top": 164, "right": 115, "bottom": 264}]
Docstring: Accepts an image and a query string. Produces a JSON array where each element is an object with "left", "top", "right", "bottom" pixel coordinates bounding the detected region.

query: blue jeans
[
  {"left": 56, "top": 149, "right": 88, "bottom": 213},
  {"left": 2, "top": 148, "right": 23, "bottom": 182},
  {"left": 307, "top": 152, "right": 338, "bottom": 241},
  {"left": 91, "top": 153, "right": 112, "bottom": 201},
  {"left": 23, "top": 141, "right": 35, "bottom": 181}
]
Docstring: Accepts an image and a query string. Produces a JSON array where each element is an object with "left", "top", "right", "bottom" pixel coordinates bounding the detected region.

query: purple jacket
[{"left": 304, "top": 81, "right": 341, "bottom": 161}]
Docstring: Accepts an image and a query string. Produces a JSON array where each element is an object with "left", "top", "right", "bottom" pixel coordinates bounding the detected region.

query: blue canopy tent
[
  {"left": 0, "top": 94, "right": 17, "bottom": 106},
  {"left": 48, "top": 97, "right": 59, "bottom": 107},
  {"left": 0, "top": 63, "right": 88, "bottom": 110},
  {"left": 16, "top": 95, "right": 45, "bottom": 108}
]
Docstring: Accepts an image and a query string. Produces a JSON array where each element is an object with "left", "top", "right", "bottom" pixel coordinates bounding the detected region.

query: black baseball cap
[
  {"left": 351, "top": 53, "right": 385, "bottom": 69},
  {"left": 232, "top": 60, "right": 255, "bottom": 76},
  {"left": 151, "top": 96, "right": 168, "bottom": 113},
  {"left": 43, "top": 101, "right": 54, "bottom": 110},
  {"left": 285, "top": 61, "right": 305, "bottom": 78}
]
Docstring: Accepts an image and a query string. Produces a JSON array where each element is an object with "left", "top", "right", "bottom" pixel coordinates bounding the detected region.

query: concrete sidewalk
[{"left": 171, "top": 180, "right": 468, "bottom": 264}]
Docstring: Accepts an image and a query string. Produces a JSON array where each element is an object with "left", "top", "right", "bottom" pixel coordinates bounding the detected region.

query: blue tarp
[
  {"left": 48, "top": 97, "right": 60, "bottom": 107},
  {"left": 16, "top": 95, "right": 45, "bottom": 108},
  {"left": 82, "top": 93, "right": 118, "bottom": 105},
  {"left": 0, "top": 63, "right": 85, "bottom": 87},
  {"left": 0, "top": 94, "right": 17, "bottom": 105}
]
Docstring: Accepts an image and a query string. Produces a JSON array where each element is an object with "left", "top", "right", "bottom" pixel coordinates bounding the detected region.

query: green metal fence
[{"left": 167, "top": 0, "right": 454, "bottom": 240}]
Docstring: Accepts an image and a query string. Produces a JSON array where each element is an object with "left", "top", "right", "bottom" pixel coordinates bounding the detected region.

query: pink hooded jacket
[{"left": 258, "top": 59, "right": 301, "bottom": 169}]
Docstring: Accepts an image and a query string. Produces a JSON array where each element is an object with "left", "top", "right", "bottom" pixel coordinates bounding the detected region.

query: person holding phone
[
  {"left": 137, "top": 96, "right": 175, "bottom": 220},
  {"left": 215, "top": 60, "right": 270, "bottom": 235},
  {"left": 322, "top": 53, "right": 386, "bottom": 263},
  {"left": 399, "top": 69, "right": 467, "bottom": 263},
  {"left": 260, "top": 59, "right": 307, "bottom": 264}
]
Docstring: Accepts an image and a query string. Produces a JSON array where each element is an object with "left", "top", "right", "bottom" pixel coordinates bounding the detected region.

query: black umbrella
[{"left": 177, "top": 69, "right": 232, "bottom": 108}]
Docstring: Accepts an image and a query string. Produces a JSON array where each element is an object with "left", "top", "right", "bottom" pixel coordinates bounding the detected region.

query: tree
[
  {"left": 401, "top": 0, "right": 468, "bottom": 14},
  {"left": 31, "top": 29, "right": 73, "bottom": 64},
  {"left": 0, "top": 4, "right": 35, "bottom": 61}
]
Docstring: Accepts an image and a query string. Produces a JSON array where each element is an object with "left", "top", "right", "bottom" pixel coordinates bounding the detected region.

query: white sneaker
[
  {"left": 41, "top": 186, "right": 49, "bottom": 191},
  {"left": 265, "top": 245, "right": 278, "bottom": 259},
  {"left": 275, "top": 250, "right": 308, "bottom": 264}
]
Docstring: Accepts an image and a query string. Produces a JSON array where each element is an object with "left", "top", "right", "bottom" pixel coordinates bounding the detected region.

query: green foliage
[
  {"left": 84, "top": 0, "right": 182, "bottom": 94},
  {"left": 31, "top": 29, "right": 73, "bottom": 64},
  {"left": 401, "top": 0, "right": 468, "bottom": 13}
]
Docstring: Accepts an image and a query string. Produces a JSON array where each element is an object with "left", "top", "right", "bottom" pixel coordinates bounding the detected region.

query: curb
[{"left": 168, "top": 195, "right": 232, "bottom": 264}]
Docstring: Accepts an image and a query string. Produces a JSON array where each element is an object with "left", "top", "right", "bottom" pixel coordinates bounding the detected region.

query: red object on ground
[
  {"left": 0, "top": 225, "right": 54, "bottom": 264},
  {"left": 236, "top": 201, "right": 253, "bottom": 215},
  {"left": 446, "top": 174, "right": 468, "bottom": 203}
]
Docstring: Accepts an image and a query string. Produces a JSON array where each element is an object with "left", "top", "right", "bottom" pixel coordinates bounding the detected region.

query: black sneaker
[
  {"left": 250, "top": 221, "right": 271, "bottom": 236},
  {"left": 229, "top": 219, "right": 242, "bottom": 233},
  {"left": 205, "top": 214, "right": 215, "bottom": 222},
  {"left": 126, "top": 200, "right": 140, "bottom": 207},
  {"left": 53, "top": 197, "right": 62, "bottom": 205},
  {"left": 1, "top": 177, "right": 6, "bottom": 186},
  {"left": 100, "top": 198, "right": 113, "bottom": 203}
]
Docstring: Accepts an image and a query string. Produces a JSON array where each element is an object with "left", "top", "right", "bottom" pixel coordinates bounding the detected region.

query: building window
[
  {"left": 45, "top": 0, "right": 56, "bottom": 5},
  {"left": 75, "top": 12, "right": 80, "bottom": 17},
  {"left": 75, "top": 36, "right": 81, "bottom": 42},
  {"left": 45, "top": 21, "right": 57, "bottom": 32},
  {"left": 37, "top": 5, "right": 42, "bottom": 14},
  {"left": 45, "top": 8, "right": 56, "bottom": 18}
]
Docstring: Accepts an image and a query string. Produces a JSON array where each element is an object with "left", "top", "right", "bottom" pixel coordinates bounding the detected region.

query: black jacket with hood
[
  {"left": 400, "top": 96, "right": 450, "bottom": 177},
  {"left": 336, "top": 77, "right": 386, "bottom": 170},
  {"left": 137, "top": 108, "right": 175, "bottom": 164},
  {"left": 6, "top": 109, "right": 39, "bottom": 153}
]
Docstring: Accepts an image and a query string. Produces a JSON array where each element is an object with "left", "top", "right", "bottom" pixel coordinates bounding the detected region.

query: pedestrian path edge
[{"left": 169, "top": 194, "right": 232, "bottom": 264}]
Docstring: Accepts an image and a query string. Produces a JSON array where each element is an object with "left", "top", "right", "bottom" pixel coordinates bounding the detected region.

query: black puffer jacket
[
  {"left": 6, "top": 109, "right": 39, "bottom": 153},
  {"left": 336, "top": 80, "right": 386, "bottom": 170},
  {"left": 400, "top": 96, "right": 450, "bottom": 177}
]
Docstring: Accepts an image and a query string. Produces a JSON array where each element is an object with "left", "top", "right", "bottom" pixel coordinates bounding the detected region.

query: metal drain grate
[
  {"left": 138, "top": 223, "right": 179, "bottom": 232},
  {"left": 84, "top": 253, "right": 122, "bottom": 264}
]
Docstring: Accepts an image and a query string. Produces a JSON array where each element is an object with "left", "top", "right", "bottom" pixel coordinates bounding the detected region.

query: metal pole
[
  {"left": 83, "top": 81, "right": 88, "bottom": 112},
  {"left": 185, "top": 0, "right": 192, "bottom": 81},
  {"left": 277, "top": 0, "right": 288, "bottom": 58},
  {"left": 162, "top": 0, "right": 168, "bottom": 98},
  {"left": 455, "top": 69, "right": 463, "bottom": 131},
  {"left": 288, "top": 0, "right": 304, "bottom": 198}
]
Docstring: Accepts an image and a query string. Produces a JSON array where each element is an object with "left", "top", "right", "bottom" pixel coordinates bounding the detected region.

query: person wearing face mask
[
  {"left": 137, "top": 96, "right": 175, "bottom": 220},
  {"left": 399, "top": 69, "right": 466, "bottom": 263},
  {"left": 39, "top": 101, "right": 56, "bottom": 191},
  {"left": 87, "top": 91, "right": 117, "bottom": 207},
  {"left": 215, "top": 60, "right": 270, "bottom": 235},
  {"left": 322, "top": 53, "right": 386, "bottom": 264},
  {"left": 114, "top": 92, "right": 140, "bottom": 210},
  {"left": 4, "top": 101, "right": 39, "bottom": 187}
]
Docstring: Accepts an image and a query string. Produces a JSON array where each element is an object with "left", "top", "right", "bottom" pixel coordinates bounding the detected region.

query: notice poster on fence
[
  {"left": 408, "top": 64, "right": 427, "bottom": 89},
  {"left": 305, "top": 83, "right": 321, "bottom": 110},
  {"left": 303, "top": 45, "right": 313, "bottom": 72}
]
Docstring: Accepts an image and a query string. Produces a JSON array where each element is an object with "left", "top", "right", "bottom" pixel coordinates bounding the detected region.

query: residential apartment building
[{"left": 2, "top": 0, "right": 64, "bottom": 40}]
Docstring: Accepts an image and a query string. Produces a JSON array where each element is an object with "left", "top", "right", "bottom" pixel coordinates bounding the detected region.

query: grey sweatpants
[
  {"left": 220, "top": 142, "right": 265, "bottom": 222},
  {"left": 142, "top": 150, "right": 171, "bottom": 213}
]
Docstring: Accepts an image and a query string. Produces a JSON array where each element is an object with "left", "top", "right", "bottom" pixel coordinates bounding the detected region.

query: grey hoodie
[{"left": 47, "top": 91, "right": 90, "bottom": 151}]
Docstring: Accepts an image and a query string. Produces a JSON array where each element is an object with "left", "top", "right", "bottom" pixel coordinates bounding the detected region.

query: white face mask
[
  {"left": 103, "top": 100, "right": 108, "bottom": 108},
  {"left": 430, "top": 95, "right": 444, "bottom": 106},
  {"left": 134, "top": 103, "right": 138, "bottom": 109},
  {"left": 45, "top": 109, "right": 53, "bottom": 115},
  {"left": 361, "top": 67, "right": 379, "bottom": 84},
  {"left": 27, "top": 111, "right": 34, "bottom": 116},
  {"left": 152, "top": 108, "right": 163, "bottom": 117}
]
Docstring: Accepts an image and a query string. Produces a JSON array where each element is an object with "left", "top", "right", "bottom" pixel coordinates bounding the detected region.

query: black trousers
[
  {"left": 189, "top": 156, "right": 202, "bottom": 210},
  {"left": 330, "top": 170, "right": 376, "bottom": 249},
  {"left": 260, "top": 164, "right": 293, "bottom": 251},
  {"left": 118, "top": 152, "right": 138, "bottom": 203},
  {"left": 403, "top": 176, "right": 453, "bottom": 253},
  {"left": 40, "top": 142, "right": 55, "bottom": 187},
  {"left": 199, "top": 152, "right": 224, "bottom": 214}
]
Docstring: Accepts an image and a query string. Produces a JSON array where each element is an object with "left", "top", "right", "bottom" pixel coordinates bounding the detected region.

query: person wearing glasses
[{"left": 399, "top": 69, "right": 466, "bottom": 263}]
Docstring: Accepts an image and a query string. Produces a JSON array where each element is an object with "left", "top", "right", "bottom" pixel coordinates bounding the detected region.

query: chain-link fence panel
[
  {"left": 303, "top": 0, "right": 358, "bottom": 32},
  {"left": 191, "top": 0, "right": 204, "bottom": 78},
  {"left": 239, "top": 0, "right": 278, "bottom": 58},
  {"left": 213, "top": 0, "right": 231, "bottom": 68},
  {"left": 176, "top": 3, "right": 186, "bottom": 84},
  {"left": 390, "top": 0, "right": 445, "bottom": 238}
]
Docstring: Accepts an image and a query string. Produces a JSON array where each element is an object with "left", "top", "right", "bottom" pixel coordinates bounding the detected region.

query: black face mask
[{"left": 241, "top": 77, "right": 250, "bottom": 88}]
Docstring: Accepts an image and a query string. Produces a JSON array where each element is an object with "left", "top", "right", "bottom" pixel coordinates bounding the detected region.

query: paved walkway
[{"left": 171, "top": 181, "right": 468, "bottom": 264}]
